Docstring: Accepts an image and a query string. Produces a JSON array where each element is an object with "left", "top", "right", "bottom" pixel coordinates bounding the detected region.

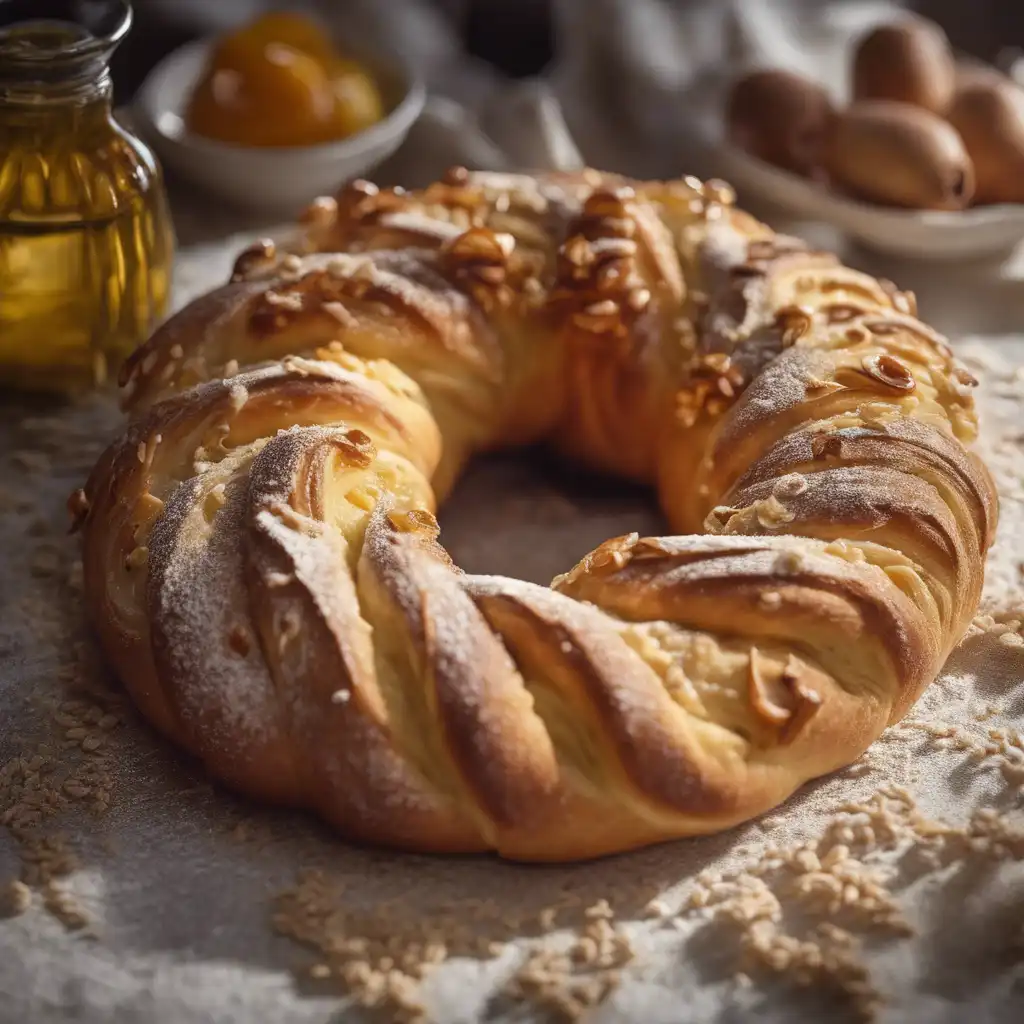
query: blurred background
[
  {"left": 99, "top": 0, "right": 1024, "bottom": 330},
  {"left": 109, "top": 0, "right": 1024, "bottom": 194},
  {"left": 112, "top": 0, "right": 1022, "bottom": 106}
]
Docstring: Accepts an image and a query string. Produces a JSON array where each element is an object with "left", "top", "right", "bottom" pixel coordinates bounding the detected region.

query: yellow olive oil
[{"left": 0, "top": 9, "right": 175, "bottom": 394}]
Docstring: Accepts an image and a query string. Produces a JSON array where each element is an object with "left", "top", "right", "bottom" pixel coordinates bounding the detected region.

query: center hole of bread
[{"left": 439, "top": 449, "right": 665, "bottom": 585}]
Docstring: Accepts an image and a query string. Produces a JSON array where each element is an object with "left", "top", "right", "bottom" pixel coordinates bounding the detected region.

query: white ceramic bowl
[
  {"left": 134, "top": 39, "right": 425, "bottom": 214},
  {"left": 711, "top": 137, "right": 1024, "bottom": 261}
]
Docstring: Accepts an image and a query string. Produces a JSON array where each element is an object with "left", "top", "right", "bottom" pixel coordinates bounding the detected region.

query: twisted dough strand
[{"left": 75, "top": 169, "right": 997, "bottom": 861}]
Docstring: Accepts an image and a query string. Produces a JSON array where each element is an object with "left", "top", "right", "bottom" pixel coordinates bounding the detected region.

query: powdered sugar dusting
[{"left": 147, "top": 446, "right": 282, "bottom": 748}]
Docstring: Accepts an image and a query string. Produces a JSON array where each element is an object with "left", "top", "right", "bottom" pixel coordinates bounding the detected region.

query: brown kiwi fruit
[
  {"left": 725, "top": 68, "right": 835, "bottom": 177},
  {"left": 948, "top": 76, "right": 1024, "bottom": 204},
  {"left": 825, "top": 101, "right": 974, "bottom": 209},
  {"left": 852, "top": 18, "right": 955, "bottom": 113}
]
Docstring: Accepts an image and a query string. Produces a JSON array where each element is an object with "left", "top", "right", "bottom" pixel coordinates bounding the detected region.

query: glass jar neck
[
  {"left": 0, "top": 15, "right": 122, "bottom": 111},
  {"left": 1, "top": 67, "right": 113, "bottom": 108},
  {"left": 0, "top": 68, "right": 114, "bottom": 139}
]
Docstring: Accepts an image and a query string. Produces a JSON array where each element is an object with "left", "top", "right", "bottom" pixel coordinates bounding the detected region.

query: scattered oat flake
[{"left": 1, "top": 879, "right": 32, "bottom": 916}]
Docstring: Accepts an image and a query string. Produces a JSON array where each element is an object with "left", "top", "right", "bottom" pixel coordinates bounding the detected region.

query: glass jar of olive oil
[{"left": 0, "top": 0, "right": 175, "bottom": 394}]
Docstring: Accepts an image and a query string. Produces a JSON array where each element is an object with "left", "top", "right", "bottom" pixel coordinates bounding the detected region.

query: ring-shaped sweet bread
[{"left": 72, "top": 169, "right": 997, "bottom": 861}]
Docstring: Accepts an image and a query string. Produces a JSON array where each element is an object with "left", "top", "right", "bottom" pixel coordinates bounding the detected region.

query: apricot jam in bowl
[{"left": 134, "top": 12, "right": 425, "bottom": 213}]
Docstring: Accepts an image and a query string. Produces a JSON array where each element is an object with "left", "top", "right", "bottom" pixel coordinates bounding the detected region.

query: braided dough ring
[{"left": 74, "top": 169, "right": 997, "bottom": 862}]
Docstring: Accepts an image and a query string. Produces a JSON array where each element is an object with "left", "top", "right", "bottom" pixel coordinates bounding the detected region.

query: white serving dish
[
  {"left": 711, "top": 136, "right": 1024, "bottom": 261},
  {"left": 134, "top": 39, "right": 426, "bottom": 215}
]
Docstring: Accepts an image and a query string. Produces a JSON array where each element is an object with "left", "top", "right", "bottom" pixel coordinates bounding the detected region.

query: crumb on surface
[{"left": 1, "top": 878, "right": 32, "bottom": 917}]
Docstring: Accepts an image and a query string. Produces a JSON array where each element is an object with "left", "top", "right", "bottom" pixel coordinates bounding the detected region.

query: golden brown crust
[{"left": 76, "top": 168, "right": 997, "bottom": 862}]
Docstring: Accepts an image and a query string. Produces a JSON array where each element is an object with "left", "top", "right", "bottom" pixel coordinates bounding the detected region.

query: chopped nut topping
[
  {"left": 674, "top": 353, "right": 745, "bottom": 428},
  {"left": 322, "top": 301, "right": 357, "bottom": 328},
  {"left": 748, "top": 648, "right": 791, "bottom": 728},
  {"left": 443, "top": 165, "right": 471, "bottom": 186},
  {"left": 387, "top": 509, "right": 440, "bottom": 537},
  {"left": 951, "top": 365, "right": 979, "bottom": 396},
  {"left": 579, "top": 188, "right": 638, "bottom": 239},
  {"left": 775, "top": 305, "right": 814, "bottom": 347},
  {"left": 748, "top": 651, "right": 822, "bottom": 744},
  {"left": 703, "top": 177, "right": 736, "bottom": 206},
  {"left": 561, "top": 234, "right": 593, "bottom": 272},
  {"left": 822, "top": 303, "right": 868, "bottom": 324},
  {"left": 860, "top": 353, "right": 916, "bottom": 392},
  {"left": 264, "top": 290, "right": 305, "bottom": 312},
  {"left": 589, "top": 533, "right": 639, "bottom": 571},
  {"left": 755, "top": 495, "right": 796, "bottom": 529},
  {"left": 230, "top": 239, "right": 277, "bottom": 281},
  {"left": 773, "top": 473, "right": 808, "bottom": 499},
  {"left": 334, "top": 430, "right": 376, "bottom": 469},
  {"left": 300, "top": 195, "right": 338, "bottom": 227}
]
